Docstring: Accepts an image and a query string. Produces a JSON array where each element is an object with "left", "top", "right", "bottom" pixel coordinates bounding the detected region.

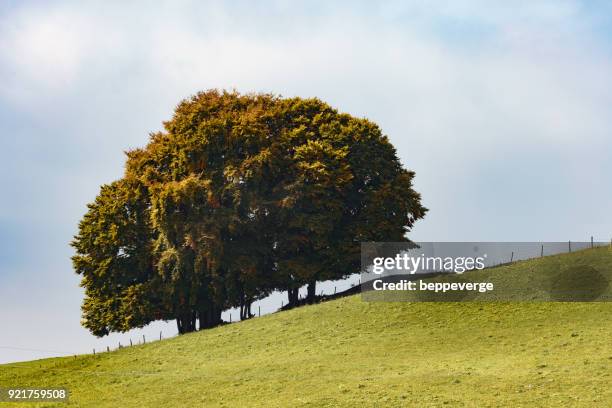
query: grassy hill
[{"left": 1, "top": 247, "right": 611, "bottom": 407}]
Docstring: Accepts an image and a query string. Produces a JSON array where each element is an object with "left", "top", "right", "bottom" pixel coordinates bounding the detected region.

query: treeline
[{"left": 71, "top": 90, "right": 426, "bottom": 336}]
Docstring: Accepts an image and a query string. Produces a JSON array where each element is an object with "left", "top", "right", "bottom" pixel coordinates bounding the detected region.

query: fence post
[
  {"left": 118, "top": 342, "right": 121, "bottom": 349},
  {"left": 541, "top": 244, "right": 544, "bottom": 257},
  {"left": 334, "top": 286, "right": 336, "bottom": 294},
  {"left": 130, "top": 339, "right": 132, "bottom": 347},
  {"left": 591, "top": 236, "right": 594, "bottom": 248},
  {"left": 568, "top": 241, "right": 571, "bottom": 253},
  {"left": 258, "top": 306, "right": 261, "bottom": 317},
  {"left": 93, "top": 348, "right": 95, "bottom": 355},
  {"left": 230, "top": 314, "right": 232, "bottom": 323},
  {"left": 107, "top": 346, "right": 110, "bottom": 352},
  {"left": 143, "top": 334, "right": 146, "bottom": 344},
  {"left": 510, "top": 252, "right": 514, "bottom": 263},
  {"left": 159, "top": 331, "right": 162, "bottom": 341}
]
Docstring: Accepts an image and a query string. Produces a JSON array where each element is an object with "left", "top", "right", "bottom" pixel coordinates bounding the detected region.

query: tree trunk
[
  {"left": 199, "top": 304, "right": 221, "bottom": 330},
  {"left": 240, "top": 299, "right": 253, "bottom": 320},
  {"left": 177, "top": 311, "right": 196, "bottom": 334},
  {"left": 239, "top": 289, "right": 246, "bottom": 320},
  {"left": 198, "top": 308, "right": 206, "bottom": 330},
  {"left": 211, "top": 306, "right": 221, "bottom": 327},
  {"left": 307, "top": 280, "right": 316, "bottom": 304},
  {"left": 287, "top": 287, "right": 299, "bottom": 307},
  {"left": 191, "top": 311, "right": 197, "bottom": 332},
  {"left": 246, "top": 301, "right": 252, "bottom": 319}
]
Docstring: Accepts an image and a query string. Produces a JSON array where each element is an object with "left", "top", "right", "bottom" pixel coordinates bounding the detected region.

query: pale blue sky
[{"left": 1, "top": 1, "right": 611, "bottom": 363}]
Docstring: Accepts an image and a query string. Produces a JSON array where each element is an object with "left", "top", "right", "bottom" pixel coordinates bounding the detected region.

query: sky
[{"left": 0, "top": 0, "right": 611, "bottom": 363}]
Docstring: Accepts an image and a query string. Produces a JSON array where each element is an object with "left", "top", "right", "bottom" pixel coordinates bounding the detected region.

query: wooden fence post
[
  {"left": 143, "top": 334, "right": 146, "bottom": 344},
  {"left": 541, "top": 244, "right": 544, "bottom": 257}
]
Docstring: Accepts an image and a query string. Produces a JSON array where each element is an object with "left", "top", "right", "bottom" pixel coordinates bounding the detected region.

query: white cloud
[
  {"left": 0, "top": 9, "right": 85, "bottom": 97},
  {"left": 1, "top": 1, "right": 610, "bottom": 236}
]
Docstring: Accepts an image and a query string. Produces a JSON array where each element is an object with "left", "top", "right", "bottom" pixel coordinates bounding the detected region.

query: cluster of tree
[{"left": 71, "top": 90, "right": 427, "bottom": 336}]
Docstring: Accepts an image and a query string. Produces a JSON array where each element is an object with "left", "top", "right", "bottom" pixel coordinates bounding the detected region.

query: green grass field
[{"left": 1, "top": 247, "right": 611, "bottom": 407}]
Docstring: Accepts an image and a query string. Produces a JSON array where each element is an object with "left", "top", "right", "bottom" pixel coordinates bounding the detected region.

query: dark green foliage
[
  {"left": 71, "top": 90, "right": 427, "bottom": 335},
  {"left": 71, "top": 178, "right": 165, "bottom": 336}
]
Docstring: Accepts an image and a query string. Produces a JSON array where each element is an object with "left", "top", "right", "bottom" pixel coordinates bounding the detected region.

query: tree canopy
[{"left": 72, "top": 90, "right": 427, "bottom": 335}]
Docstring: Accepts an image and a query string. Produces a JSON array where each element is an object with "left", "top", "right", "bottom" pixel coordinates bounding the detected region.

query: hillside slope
[{"left": 1, "top": 247, "right": 611, "bottom": 407}]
